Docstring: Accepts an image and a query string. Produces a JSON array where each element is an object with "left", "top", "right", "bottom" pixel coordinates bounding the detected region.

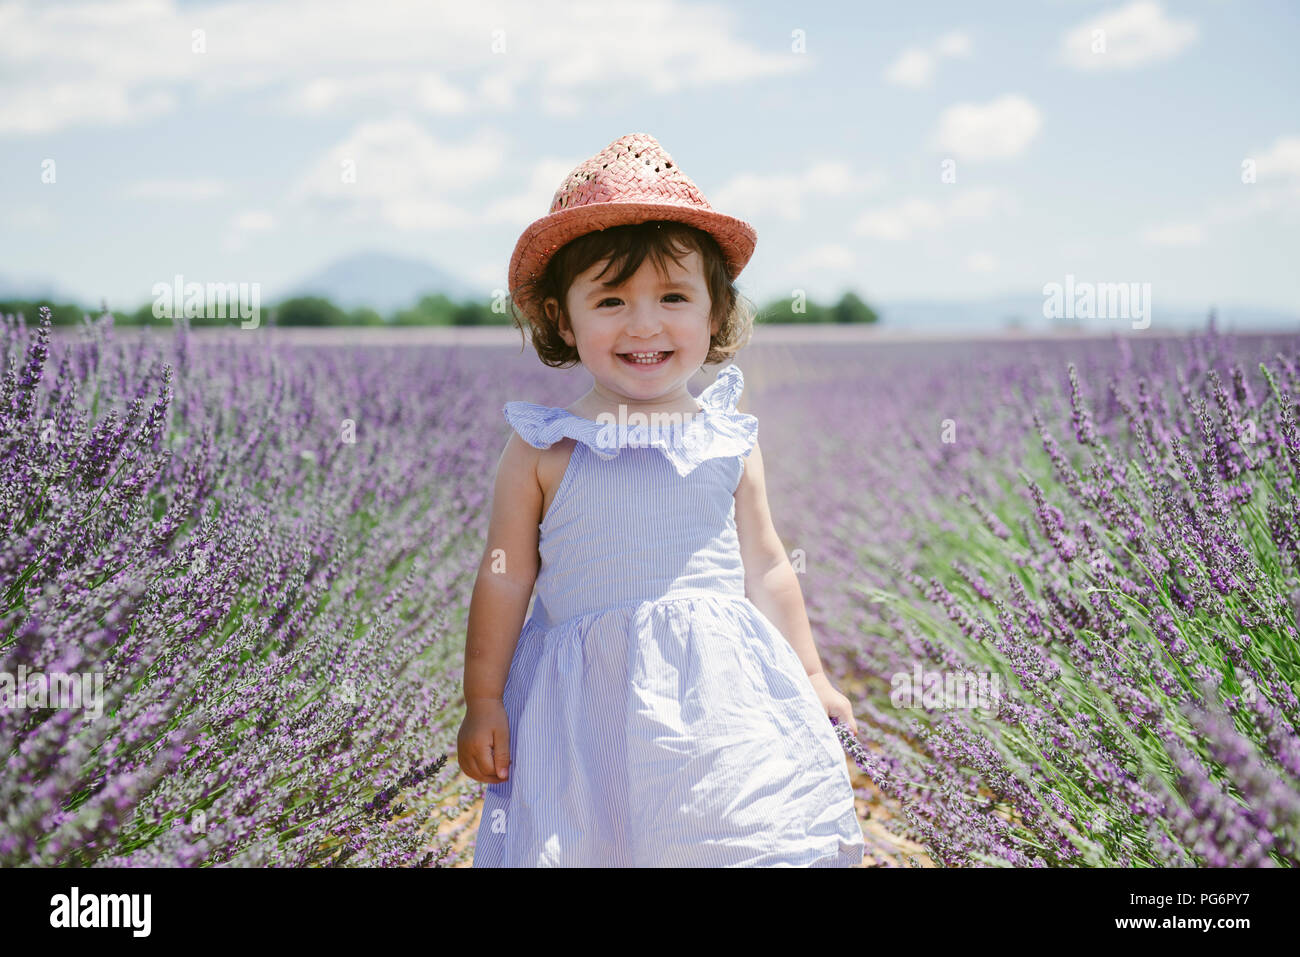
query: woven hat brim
[{"left": 509, "top": 201, "right": 757, "bottom": 315}]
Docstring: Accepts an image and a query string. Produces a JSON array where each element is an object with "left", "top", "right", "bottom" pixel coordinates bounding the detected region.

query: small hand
[
  {"left": 457, "top": 698, "right": 512, "bottom": 785},
  {"left": 807, "top": 672, "right": 858, "bottom": 737}
]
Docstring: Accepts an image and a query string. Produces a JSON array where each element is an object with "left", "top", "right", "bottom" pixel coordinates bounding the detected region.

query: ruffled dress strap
[{"left": 502, "top": 364, "right": 757, "bottom": 478}]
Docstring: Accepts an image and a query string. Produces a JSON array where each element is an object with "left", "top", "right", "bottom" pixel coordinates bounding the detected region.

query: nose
[{"left": 624, "top": 298, "right": 664, "bottom": 336}]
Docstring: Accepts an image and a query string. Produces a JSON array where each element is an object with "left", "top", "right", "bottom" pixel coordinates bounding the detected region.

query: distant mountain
[{"left": 280, "top": 251, "right": 488, "bottom": 314}]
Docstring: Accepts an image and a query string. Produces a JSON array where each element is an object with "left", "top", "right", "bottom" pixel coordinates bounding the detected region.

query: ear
[
  {"left": 546, "top": 297, "right": 575, "bottom": 347},
  {"left": 708, "top": 310, "right": 721, "bottom": 340}
]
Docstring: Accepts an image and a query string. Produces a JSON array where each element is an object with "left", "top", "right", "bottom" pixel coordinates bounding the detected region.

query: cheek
[
  {"left": 671, "top": 312, "right": 711, "bottom": 336},
  {"left": 584, "top": 326, "right": 618, "bottom": 349}
]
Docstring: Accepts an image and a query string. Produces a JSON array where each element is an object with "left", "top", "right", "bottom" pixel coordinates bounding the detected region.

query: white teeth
[{"left": 622, "top": 351, "right": 669, "bottom": 365}]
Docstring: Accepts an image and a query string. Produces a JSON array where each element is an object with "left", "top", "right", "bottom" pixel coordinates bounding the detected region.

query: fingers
[
  {"left": 831, "top": 706, "right": 859, "bottom": 738},
  {"left": 458, "top": 734, "right": 510, "bottom": 784},
  {"left": 842, "top": 704, "right": 859, "bottom": 737},
  {"left": 494, "top": 725, "right": 511, "bottom": 781},
  {"left": 835, "top": 693, "right": 859, "bottom": 737},
  {"left": 458, "top": 738, "right": 497, "bottom": 784},
  {"left": 476, "top": 739, "right": 499, "bottom": 783},
  {"left": 457, "top": 710, "right": 512, "bottom": 784}
]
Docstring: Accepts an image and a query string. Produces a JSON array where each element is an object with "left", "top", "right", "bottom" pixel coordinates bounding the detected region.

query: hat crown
[{"left": 548, "top": 133, "right": 709, "bottom": 214}]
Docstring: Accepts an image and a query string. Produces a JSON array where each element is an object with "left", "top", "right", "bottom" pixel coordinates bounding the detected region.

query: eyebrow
[{"left": 584, "top": 280, "right": 697, "bottom": 300}]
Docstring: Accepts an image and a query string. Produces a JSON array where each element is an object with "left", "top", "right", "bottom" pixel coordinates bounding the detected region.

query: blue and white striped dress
[{"left": 472, "top": 364, "right": 864, "bottom": 867}]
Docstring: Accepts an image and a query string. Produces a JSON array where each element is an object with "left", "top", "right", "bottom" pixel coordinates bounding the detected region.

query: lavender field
[{"left": 4, "top": 307, "right": 1299, "bottom": 867}]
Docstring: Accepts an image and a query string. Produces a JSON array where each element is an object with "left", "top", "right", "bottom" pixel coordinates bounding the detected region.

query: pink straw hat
[{"left": 508, "top": 132, "right": 757, "bottom": 323}]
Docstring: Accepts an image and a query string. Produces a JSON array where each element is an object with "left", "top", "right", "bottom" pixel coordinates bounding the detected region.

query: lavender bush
[
  {"left": 748, "top": 321, "right": 1300, "bottom": 867},
  {"left": 6, "top": 301, "right": 1296, "bottom": 869},
  {"left": 1, "top": 307, "right": 495, "bottom": 866}
]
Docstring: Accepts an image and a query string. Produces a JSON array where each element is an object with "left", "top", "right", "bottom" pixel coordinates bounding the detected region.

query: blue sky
[{"left": 1, "top": 0, "right": 1297, "bottom": 320}]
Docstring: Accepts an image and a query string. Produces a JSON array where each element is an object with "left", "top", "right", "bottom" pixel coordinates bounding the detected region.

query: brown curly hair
[{"left": 508, "top": 220, "right": 755, "bottom": 369}]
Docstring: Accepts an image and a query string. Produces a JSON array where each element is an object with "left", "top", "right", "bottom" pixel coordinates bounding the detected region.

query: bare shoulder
[
  {"left": 733, "top": 438, "right": 785, "bottom": 574},
  {"left": 734, "top": 437, "right": 766, "bottom": 496},
  {"left": 499, "top": 429, "right": 542, "bottom": 479},
  {"left": 494, "top": 431, "right": 544, "bottom": 522},
  {"left": 495, "top": 428, "right": 577, "bottom": 522},
  {"left": 482, "top": 431, "right": 544, "bottom": 589}
]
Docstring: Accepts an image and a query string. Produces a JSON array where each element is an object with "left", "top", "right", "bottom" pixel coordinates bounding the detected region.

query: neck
[{"left": 575, "top": 381, "right": 702, "bottom": 418}]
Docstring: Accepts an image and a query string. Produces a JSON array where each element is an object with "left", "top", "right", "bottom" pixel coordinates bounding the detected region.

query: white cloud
[
  {"left": 1205, "top": 181, "right": 1300, "bottom": 230},
  {"left": 710, "top": 162, "right": 885, "bottom": 221},
  {"left": 786, "top": 244, "right": 856, "bottom": 274},
  {"left": 1060, "top": 1, "right": 1198, "bottom": 71},
  {"left": 931, "top": 94, "right": 1042, "bottom": 161},
  {"left": 1253, "top": 135, "right": 1300, "bottom": 181},
  {"left": 1141, "top": 223, "right": 1205, "bottom": 246},
  {"left": 934, "top": 32, "right": 972, "bottom": 58},
  {"left": 124, "top": 178, "right": 228, "bottom": 200},
  {"left": 855, "top": 198, "right": 943, "bottom": 240},
  {"left": 965, "top": 252, "right": 997, "bottom": 272},
  {"left": 288, "top": 118, "right": 508, "bottom": 231},
  {"left": 219, "top": 208, "right": 275, "bottom": 252},
  {"left": 469, "top": 262, "right": 508, "bottom": 291},
  {"left": 481, "top": 158, "right": 577, "bottom": 226},
  {"left": 233, "top": 210, "right": 275, "bottom": 231},
  {"left": 885, "top": 49, "right": 935, "bottom": 88},
  {"left": 1171, "top": 135, "right": 1300, "bottom": 237},
  {"left": 884, "top": 30, "right": 972, "bottom": 88},
  {"left": 0, "top": 81, "right": 175, "bottom": 136},
  {"left": 0, "top": 0, "right": 803, "bottom": 135},
  {"left": 1206, "top": 193, "right": 1300, "bottom": 228},
  {"left": 948, "top": 187, "right": 999, "bottom": 218},
  {"left": 283, "top": 71, "right": 472, "bottom": 115},
  {"left": 538, "top": 92, "right": 583, "bottom": 117},
  {"left": 853, "top": 186, "right": 1004, "bottom": 241},
  {"left": 480, "top": 150, "right": 878, "bottom": 238},
  {"left": 1227, "top": 135, "right": 1300, "bottom": 219}
]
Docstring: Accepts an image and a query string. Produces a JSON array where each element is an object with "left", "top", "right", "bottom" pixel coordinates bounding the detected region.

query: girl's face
[{"left": 545, "top": 249, "right": 718, "bottom": 408}]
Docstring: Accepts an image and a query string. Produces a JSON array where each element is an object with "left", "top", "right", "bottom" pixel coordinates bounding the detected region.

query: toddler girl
[{"left": 458, "top": 132, "right": 865, "bottom": 867}]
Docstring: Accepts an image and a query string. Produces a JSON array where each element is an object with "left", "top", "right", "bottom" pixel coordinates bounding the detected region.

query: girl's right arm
[{"left": 458, "top": 432, "right": 543, "bottom": 783}]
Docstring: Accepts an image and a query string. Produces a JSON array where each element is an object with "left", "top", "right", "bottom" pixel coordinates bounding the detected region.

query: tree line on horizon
[{"left": 0, "top": 290, "right": 877, "bottom": 328}]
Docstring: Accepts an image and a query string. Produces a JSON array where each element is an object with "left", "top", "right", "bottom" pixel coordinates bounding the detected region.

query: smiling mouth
[{"left": 617, "top": 351, "right": 673, "bottom": 366}]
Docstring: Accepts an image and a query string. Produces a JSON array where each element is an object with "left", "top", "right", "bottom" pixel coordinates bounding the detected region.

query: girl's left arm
[{"left": 734, "top": 440, "right": 857, "bottom": 733}]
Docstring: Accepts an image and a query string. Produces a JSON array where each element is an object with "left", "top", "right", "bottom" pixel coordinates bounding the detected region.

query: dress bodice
[{"left": 502, "top": 364, "right": 758, "bottom": 627}]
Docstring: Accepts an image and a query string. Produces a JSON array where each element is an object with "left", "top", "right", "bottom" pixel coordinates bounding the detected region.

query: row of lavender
[
  {"left": 1, "top": 308, "right": 513, "bottom": 866},
  {"left": 7, "top": 302, "right": 1298, "bottom": 867},
  {"left": 747, "top": 326, "right": 1300, "bottom": 866}
]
